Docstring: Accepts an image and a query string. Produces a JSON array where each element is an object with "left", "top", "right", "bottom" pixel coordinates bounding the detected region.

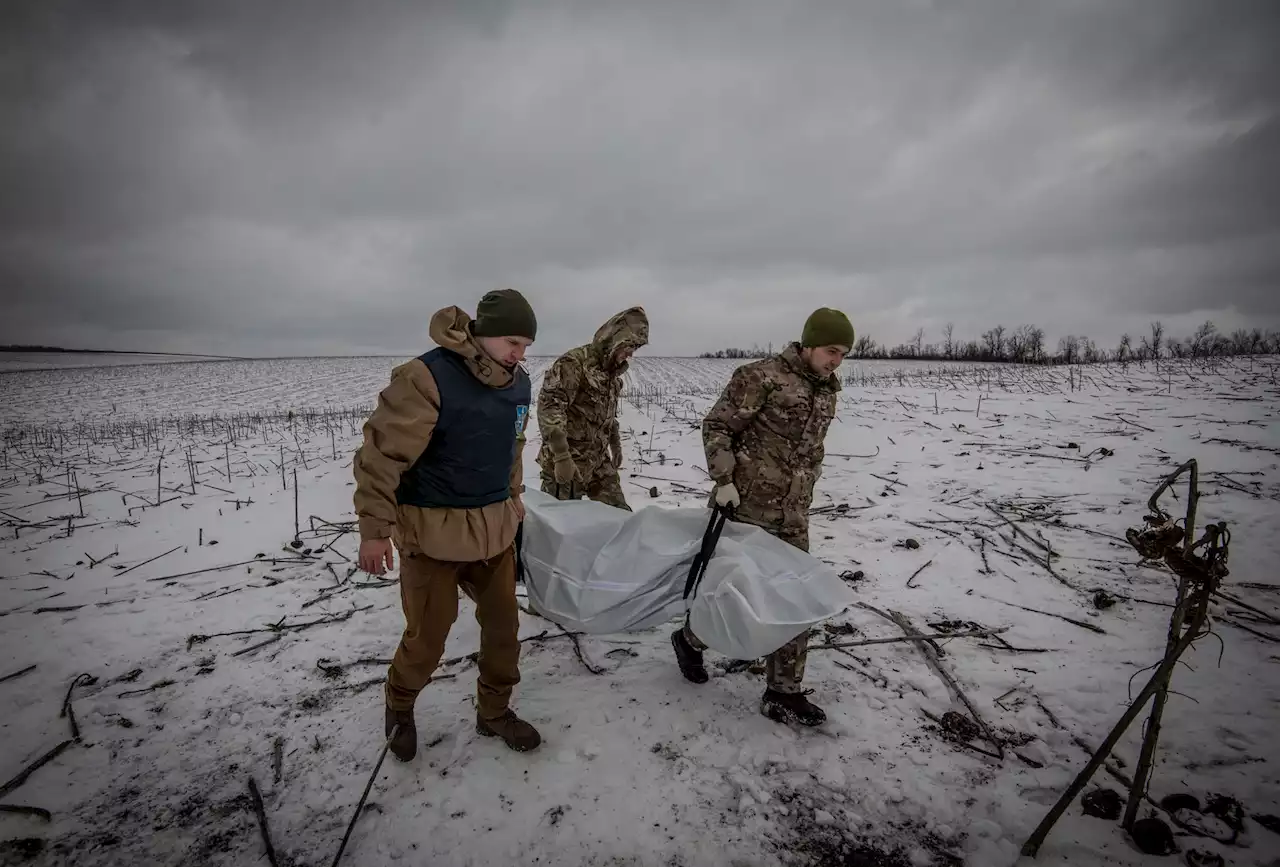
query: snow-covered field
[
  {"left": 0, "top": 353, "right": 232, "bottom": 374},
  {"left": 0, "top": 354, "right": 1009, "bottom": 426},
  {"left": 1, "top": 355, "right": 1278, "bottom": 867}
]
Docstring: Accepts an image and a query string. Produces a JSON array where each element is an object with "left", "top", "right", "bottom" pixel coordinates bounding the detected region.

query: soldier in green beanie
[
  {"left": 671, "top": 307, "right": 852, "bottom": 727},
  {"left": 471, "top": 288, "right": 538, "bottom": 343}
]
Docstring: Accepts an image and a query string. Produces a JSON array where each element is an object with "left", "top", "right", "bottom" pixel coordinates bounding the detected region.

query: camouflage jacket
[
  {"left": 536, "top": 307, "right": 649, "bottom": 474},
  {"left": 703, "top": 342, "right": 840, "bottom": 528}
]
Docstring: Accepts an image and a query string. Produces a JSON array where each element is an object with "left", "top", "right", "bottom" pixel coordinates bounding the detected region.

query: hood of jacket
[
  {"left": 780, "top": 342, "right": 842, "bottom": 391},
  {"left": 591, "top": 306, "right": 649, "bottom": 370},
  {"left": 429, "top": 306, "right": 515, "bottom": 388}
]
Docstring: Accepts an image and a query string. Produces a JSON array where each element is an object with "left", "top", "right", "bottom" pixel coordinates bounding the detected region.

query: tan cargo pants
[{"left": 385, "top": 544, "right": 521, "bottom": 720}]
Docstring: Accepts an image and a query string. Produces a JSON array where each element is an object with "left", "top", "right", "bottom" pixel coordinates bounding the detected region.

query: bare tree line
[
  {"left": 704, "top": 321, "right": 1279, "bottom": 364},
  {"left": 698, "top": 343, "right": 774, "bottom": 359}
]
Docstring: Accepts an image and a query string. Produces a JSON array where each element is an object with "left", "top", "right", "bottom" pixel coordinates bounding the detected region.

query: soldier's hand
[
  {"left": 359, "top": 538, "right": 395, "bottom": 575},
  {"left": 713, "top": 483, "right": 740, "bottom": 509},
  {"left": 512, "top": 494, "right": 526, "bottom": 521},
  {"left": 553, "top": 453, "right": 577, "bottom": 484}
]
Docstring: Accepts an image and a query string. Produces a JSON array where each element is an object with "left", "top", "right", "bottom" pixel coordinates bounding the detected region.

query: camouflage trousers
[
  {"left": 682, "top": 618, "right": 809, "bottom": 694},
  {"left": 682, "top": 509, "right": 810, "bottom": 693},
  {"left": 540, "top": 464, "right": 631, "bottom": 511},
  {"left": 705, "top": 490, "right": 810, "bottom": 554}
]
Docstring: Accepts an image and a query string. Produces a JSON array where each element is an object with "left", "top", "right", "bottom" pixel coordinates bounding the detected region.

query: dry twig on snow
[{"left": 247, "top": 777, "right": 280, "bottom": 867}]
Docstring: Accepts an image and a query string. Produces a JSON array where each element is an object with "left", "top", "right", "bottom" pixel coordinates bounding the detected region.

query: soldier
[
  {"left": 670, "top": 307, "right": 853, "bottom": 726},
  {"left": 536, "top": 307, "right": 649, "bottom": 511},
  {"left": 354, "top": 288, "right": 542, "bottom": 761}
]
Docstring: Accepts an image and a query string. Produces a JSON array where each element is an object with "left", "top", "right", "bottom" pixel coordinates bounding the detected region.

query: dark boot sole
[
  {"left": 761, "top": 700, "right": 826, "bottom": 727},
  {"left": 670, "top": 632, "right": 709, "bottom": 684}
]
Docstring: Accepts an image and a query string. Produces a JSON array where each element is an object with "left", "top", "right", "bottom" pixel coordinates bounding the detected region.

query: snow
[
  {"left": 1, "top": 355, "right": 1279, "bottom": 867},
  {"left": 0, "top": 353, "right": 231, "bottom": 374}
]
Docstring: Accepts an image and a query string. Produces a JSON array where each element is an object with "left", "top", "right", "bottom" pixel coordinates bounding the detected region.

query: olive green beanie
[
  {"left": 801, "top": 308, "right": 854, "bottom": 349},
  {"left": 471, "top": 288, "right": 537, "bottom": 340}
]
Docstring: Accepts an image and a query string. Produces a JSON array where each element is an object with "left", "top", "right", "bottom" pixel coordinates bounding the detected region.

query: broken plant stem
[
  {"left": 247, "top": 777, "right": 280, "bottom": 867},
  {"left": 0, "top": 664, "right": 36, "bottom": 684},
  {"left": 809, "top": 626, "right": 1009, "bottom": 651},
  {"left": 1212, "top": 589, "right": 1280, "bottom": 625},
  {"left": 1221, "top": 618, "right": 1280, "bottom": 643},
  {"left": 986, "top": 504, "right": 1078, "bottom": 591},
  {"left": 1123, "top": 570, "right": 1191, "bottom": 830},
  {"left": 0, "top": 804, "right": 52, "bottom": 821},
  {"left": 232, "top": 634, "right": 283, "bottom": 657},
  {"left": 906, "top": 559, "right": 933, "bottom": 588},
  {"left": 273, "top": 738, "right": 285, "bottom": 785},
  {"left": 330, "top": 724, "right": 399, "bottom": 867},
  {"left": 187, "top": 607, "right": 371, "bottom": 649},
  {"left": 0, "top": 740, "right": 74, "bottom": 799},
  {"left": 118, "top": 679, "right": 175, "bottom": 699},
  {"left": 146, "top": 557, "right": 315, "bottom": 583},
  {"left": 1123, "top": 458, "right": 1204, "bottom": 831},
  {"left": 977, "top": 594, "right": 1106, "bottom": 634},
  {"left": 61, "top": 673, "right": 95, "bottom": 741},
  {"left": 566, "top": 632, "right": 605, "bottom": 675},
  {"left": 888, "top": 608, "right": 1005, "bottom": 760},
  {"left": 1021, "top": 607, "right": 1204, "bottom": 856},
  {"left": 115, "top": 545, "right": 183, "bottom": 577}
]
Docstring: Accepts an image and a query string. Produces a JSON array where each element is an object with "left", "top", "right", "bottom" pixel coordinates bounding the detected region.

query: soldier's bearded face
[
  {"left": 803, "top": 345, "right": 848, "bottom": 377},
  {"left": 612, "top": 346, "right": 635, "bottom": 367},
  {"left": 477, "top": 335, "right": 533, "bottom": 369}
]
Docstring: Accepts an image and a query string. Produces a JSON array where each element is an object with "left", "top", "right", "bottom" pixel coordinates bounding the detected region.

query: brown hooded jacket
[{"left": 353, "top": 306, "right": 527, "bottom": 562}]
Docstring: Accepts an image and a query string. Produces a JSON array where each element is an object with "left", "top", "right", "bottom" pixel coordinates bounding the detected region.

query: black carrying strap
[
  {"left": 514, "top": 520, "right": 527, "bottom": 584},
  {"left": 683, "top": 505, "right": 730, "bottom": 600}
]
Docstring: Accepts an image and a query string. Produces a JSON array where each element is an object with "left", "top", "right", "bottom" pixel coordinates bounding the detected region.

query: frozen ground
[{"left": 1, "top": 355, "right": 1278, "bottom": 867}]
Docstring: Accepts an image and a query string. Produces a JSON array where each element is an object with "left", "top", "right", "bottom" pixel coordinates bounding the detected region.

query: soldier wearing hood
[
  {"left": 353, "top": 289, "right": 542, "bottom": 761},
  {"left": 536, "top": 307, "right": 649, "bottom": 510},
  {"left": 671, "top": 307, "right": 854, "bottom": 728}
]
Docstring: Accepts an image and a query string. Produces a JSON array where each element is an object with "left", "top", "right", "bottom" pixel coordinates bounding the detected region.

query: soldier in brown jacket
[
  {"left": 536, "top": 307, "right": 649, "bottom": 510},
  {"left": 671, "top": 307, "right": 853, "bottom": 727},
  {"left": 354, "top": 289, "right": 541, "bottom": 760}
]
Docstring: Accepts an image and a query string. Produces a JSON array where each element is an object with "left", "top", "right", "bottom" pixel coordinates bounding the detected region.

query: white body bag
[{"left": 518, "top": 489, "right": 855, "bottom": 659}]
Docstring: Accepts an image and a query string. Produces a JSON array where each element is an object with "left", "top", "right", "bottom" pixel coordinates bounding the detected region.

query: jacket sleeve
[
  {"left": 536, "top": 355, "right": 581, "bottom": 458},
  {"left": 609, "top": 380, "right": 622, "bottom": 457},
  {"left": 353, "top": 360, "right": 440, "bottom": 540},
  {"left": 702, "top": 366, "right": 772, "bottom": 485}
]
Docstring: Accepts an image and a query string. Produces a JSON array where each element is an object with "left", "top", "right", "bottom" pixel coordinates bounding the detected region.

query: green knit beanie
[
  {"left": 472, "top": 288, "right": 537, "bottom": 340},
  {"left": 801, "top": 308, "right": 854, "bottom": 349}
]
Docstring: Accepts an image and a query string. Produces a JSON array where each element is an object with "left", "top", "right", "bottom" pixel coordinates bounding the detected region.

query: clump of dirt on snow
[
  {"left": 44, "top": 772, "right": 310, "bottom": 867},
  {"left": 768, "top": 784, "right": 966, "bottom": 867}
]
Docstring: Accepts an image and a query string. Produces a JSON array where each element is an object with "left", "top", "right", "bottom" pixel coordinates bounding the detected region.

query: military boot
[
  {"left": 385, "top": 705, "right": 417, "bottom": 762},
  {"left": 476, "top": 710, "right": 542, "bottom": 752},
  {"left": 761, "top": 688, "right": 826, "bottom": 727},
  {"left": 671, "top": 628, "right": 709, "bottom": 684}
]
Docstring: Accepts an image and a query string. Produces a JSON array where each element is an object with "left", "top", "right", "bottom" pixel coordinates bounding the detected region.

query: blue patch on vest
[{"left": 515, "top": 404, "right": 528, "bottom": 436}]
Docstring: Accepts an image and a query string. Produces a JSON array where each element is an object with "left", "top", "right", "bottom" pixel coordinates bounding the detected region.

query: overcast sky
[{"left": 2, "top": 0, "right": 1278, "bottom": 357}]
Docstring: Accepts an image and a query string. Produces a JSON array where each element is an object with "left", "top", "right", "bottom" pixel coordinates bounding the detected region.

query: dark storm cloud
[{"left": 1, "top": 0, "right": 1278, "bottom": 357}]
